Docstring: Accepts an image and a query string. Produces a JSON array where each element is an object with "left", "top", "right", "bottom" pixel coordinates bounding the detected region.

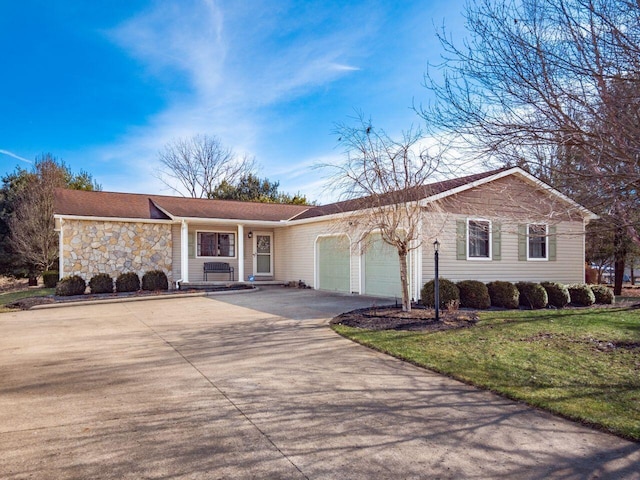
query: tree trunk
[
  {"left": 28, "top": 275, "right": 38, "bottom": 287},
  {"left": 613, "top": 227, "right": 626, "bottom": 296},
  {"left": 398, "top": 250, "right": 411, "bottom": 312},
  {"left": 630, "top": 259, "right": 635, "bottom": 286}
]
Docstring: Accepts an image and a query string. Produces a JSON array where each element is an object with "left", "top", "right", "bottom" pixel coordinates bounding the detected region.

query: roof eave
[{"left": 54, "top": 214, "right": 174, "bottom": 224}]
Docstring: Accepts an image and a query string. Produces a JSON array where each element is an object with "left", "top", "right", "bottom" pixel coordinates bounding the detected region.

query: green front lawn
[
  {"left": 333, "top": 307, "right": 640, "bottom": 441},
  {"left": 0, "top": 288, "right": 55, "bottom": 313}
]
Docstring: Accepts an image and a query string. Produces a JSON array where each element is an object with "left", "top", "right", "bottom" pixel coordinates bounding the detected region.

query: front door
[{"left": 253, "top": 232, "right": 273, "bottom": 276}]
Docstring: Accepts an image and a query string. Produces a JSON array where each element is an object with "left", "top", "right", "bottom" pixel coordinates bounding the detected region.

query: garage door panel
[
  {"left": 364, "top": 234, "right": 402, "bottom": 298},
  {"left": 318, "top": 236, "right": 350, "bottom": 293}
]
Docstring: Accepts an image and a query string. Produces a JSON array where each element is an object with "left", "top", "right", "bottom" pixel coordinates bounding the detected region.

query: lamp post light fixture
[{"left": 434, "top": 239, "right": 440, "bottom": 322}]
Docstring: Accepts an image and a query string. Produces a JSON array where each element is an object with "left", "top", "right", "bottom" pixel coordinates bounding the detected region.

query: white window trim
[
  {"left": 467, "top": 218, "right": 492, "bottom": 261},
  {"left": 527, "top": 223, "right": 549, "bottom": 261},
  {"left": 195, "top": 230, "right": 237, "bottom": 259},
  {"left": 253, "top": 231, "right": 273, "bottom": 276}
]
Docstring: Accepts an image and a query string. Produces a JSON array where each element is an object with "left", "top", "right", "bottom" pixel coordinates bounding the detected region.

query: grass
[
  {"left": 333, "top": 307, "right": 640, "bottom": 441},
  {"left": 0, "top": 288, "right": 55, "bottom": 313}
]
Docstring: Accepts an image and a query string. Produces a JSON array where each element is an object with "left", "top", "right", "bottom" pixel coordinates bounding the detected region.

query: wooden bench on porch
[{"left": 203, "top": 262, "right": 235, "bottom": 281}]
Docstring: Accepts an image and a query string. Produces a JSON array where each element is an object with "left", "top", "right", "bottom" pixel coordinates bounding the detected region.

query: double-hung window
[
  {"left": 528, "top": 224, "right": 547, "bottom": 260},
  {"left": 197, "top": 232, "right": 235, "bottom": 258},
  {"left": 468, "top": 220, "right": 491, "bottom": 259}
]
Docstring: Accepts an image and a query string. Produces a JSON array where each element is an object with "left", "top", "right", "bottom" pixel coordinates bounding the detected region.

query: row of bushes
[
  {"left": 421, "top": 279, "right": 614, "bottom": 310},
  {"left": 55, "top": 270, "right": 169, "bottom": 296}
]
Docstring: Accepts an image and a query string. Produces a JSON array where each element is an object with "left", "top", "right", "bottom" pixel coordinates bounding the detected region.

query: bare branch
[
  {"left": 155, "top": 134, "right": 256, "bottom": 198},
  {"left": 322, "top": 113, "right": 447, "bottom": 311}
]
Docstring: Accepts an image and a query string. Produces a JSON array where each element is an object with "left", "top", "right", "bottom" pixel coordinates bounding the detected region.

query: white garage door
[
  {"left": 364, "top": 233, "right": 402, "bottom": 298},
  {"left": 317, "top": 235, "right": 350, "bottom": 293}
]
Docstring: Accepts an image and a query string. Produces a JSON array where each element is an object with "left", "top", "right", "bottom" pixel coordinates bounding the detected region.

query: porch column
[
  {"left": 181, "top": 220, "right": 189, "bottom": 283},
  {"left": 237, "top": 224, "right": 245, "bottom": 282},
  {"left": 58, "top": 218, "right": 64, "bottom": 278}
]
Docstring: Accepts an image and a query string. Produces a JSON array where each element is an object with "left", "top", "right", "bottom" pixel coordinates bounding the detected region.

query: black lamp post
[{"left": 434, "top": 239, "right": 440, "bottom": 322}]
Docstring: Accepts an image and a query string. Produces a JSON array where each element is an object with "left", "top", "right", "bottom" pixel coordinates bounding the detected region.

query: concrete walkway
[{"left": 1, "top": 288, "right": 638, "bottom": 479}]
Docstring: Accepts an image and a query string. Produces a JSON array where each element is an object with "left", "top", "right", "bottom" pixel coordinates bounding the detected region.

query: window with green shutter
[
  {"left": 456, "top": 220, "right": 467, "bottom": 260},
  {"left": 548, "top": 225, "right": 557, "bottom": 261},
  {"left": 518, "top": 224, "right": 527, "bottom": 261},
  {"left": 492, "top": 223, "right": 501, "bottom": 260}
]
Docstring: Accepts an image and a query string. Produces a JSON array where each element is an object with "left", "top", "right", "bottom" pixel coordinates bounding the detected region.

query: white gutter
[{"left": 54, "top": 214, "right": 174, "bottom": 224}]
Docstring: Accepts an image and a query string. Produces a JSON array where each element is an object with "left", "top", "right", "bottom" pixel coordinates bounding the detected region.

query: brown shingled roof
[
  {"left": 54, "top": 168, "right": 512, "bottom": 222},
  {"left": 54, "top": 189, "right": 310, "bottom": 222},
  {"left": 288, "top": 167, "right": 510, "bottom": 220}
]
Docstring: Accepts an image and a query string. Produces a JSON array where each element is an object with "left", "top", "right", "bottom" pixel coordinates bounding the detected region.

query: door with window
[{"left": 253, "top": 232, "right": 273, "bottom": 276}]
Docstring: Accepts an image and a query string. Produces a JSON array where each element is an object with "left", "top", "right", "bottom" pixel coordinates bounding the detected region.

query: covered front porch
[{"left": 173, "top": 219, "right": 280, "bottom": 287}]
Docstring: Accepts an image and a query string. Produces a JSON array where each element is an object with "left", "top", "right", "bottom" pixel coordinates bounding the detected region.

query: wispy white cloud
[
  {"left": 329, "top": 63, "right": 361, "bottom": 72},
  {"left": 96, "top": 0, "right": 372, "bottom": 194},
  {"left": 0, "top": 149, "right": 32, "bottom": 164}
]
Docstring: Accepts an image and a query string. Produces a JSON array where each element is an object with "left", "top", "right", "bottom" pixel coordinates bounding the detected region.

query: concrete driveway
[{"left": 1, "top": 288, "right": 638, "bottom": 479}]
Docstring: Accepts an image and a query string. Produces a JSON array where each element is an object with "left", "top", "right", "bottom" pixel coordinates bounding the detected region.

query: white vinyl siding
[
  {"left": 424, "top": 215, "right": 584, "bottom": 284},
  {"left": 275, "top": 221, "right": 359, "bottom": 291}
]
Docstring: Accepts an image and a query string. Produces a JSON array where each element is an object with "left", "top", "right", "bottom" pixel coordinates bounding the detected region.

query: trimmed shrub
[
  {"left": 89, "top": 273, "right": 114, "bottom": 294},
  {"left": 590, "top": 284, "right": 614, "bottom": 304},
  {"left": 142, "top": 270, "right": 169, "bottom": 291},
  {"left": 486, "top": 281, "right": 519, "bottom": 309},
  {"left": 457, "top": 280, "right": 491, "bottom": 309},
  {"left": 116, "top": 272, "right": 140, "bottom": 293},
  {"left": 55, "top": 275, "right": 86, "bottom": 296},
  {"left": 567, "top": 283, "right": 596, "bottom": 306},
  {"left": 421, "top": 278, "right": 460, "bottom": 308},
  {"left": 42, "top": 271, "right": 60, "bottom": 288},
  {"left": 540, "top": 281, "right": 570, "bottom": 308},
  {"left": 516, "top": 282, "right": 548, "bottom": 309}
]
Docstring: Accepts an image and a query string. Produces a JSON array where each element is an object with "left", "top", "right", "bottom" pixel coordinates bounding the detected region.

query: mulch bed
[
  {"left": 331, "top": 306, "right": 479, "bottom": 332},
  {"left": 5, "top": 284, "right": 256, "bottom": 310},
  {"left": 330, "top": 299, "right": 640, "bottom": 332}
]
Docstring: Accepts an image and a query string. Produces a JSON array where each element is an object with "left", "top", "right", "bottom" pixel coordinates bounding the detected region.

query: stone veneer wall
[{"left": 61, "top": 220, "right": 173, "bottom": 284}]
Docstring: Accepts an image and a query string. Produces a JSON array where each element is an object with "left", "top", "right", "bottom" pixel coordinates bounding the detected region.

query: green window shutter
[
  {"left": 492, "top": 222, "right": 501, "bottom": 260},
  {"left": 456, "top": 220, "right": 467, "bottom": 260},
  {"left": 188, "top": 233, "right": 195, "bottom": 259},
  {"left": 548, "top": 225, "right": 557, "bottom": 261},
  {"left": 518, "top": 224, "right": 527, "bottom": 261}
]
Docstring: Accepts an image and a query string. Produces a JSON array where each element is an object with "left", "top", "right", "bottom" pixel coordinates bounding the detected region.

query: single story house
[{"left": 53, "top": 167, "right": 597, "bottom": 300}]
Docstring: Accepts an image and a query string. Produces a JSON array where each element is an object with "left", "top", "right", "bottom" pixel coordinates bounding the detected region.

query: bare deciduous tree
[
  {"left": 422, "top": 0, "right": 640, "bottom": 291},
  {"left": 8, "top": 155, "right": 100, "bottom": 278},
  {"left": 327, "top": 115, "right": 445, "bottom": 312},
  {"left": 156, "top": 134, "right": 255, "bottom": 198}
]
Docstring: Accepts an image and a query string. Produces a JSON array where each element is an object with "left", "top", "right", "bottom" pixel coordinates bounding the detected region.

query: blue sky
[{"left": 0, "top": 0, "right": 466, "bottom": 203}]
